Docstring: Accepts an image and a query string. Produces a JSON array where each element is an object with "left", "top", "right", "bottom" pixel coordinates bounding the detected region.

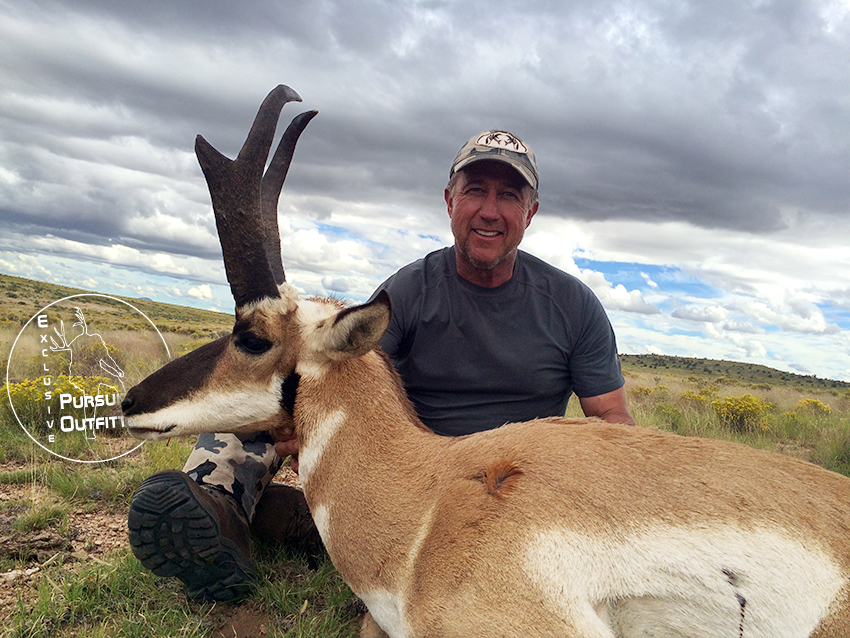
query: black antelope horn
[
  {"left": 194, "top": 85, "right": 315, "bottom": 308},
  {"left": 261, "top": 109, "right": 318, "bottom": 286}
]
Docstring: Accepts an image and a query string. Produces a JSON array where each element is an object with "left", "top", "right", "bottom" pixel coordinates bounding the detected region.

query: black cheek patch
[{"left": 280, "top": 371, "right": 300, "bottom": 416}]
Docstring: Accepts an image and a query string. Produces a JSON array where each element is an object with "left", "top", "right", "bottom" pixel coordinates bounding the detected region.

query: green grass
[
  {"left": 621, "top": 370, "right": 850, "bottom": 475},
  {"left": 0, "top": 365, "right": 360, "bottom": 637},
  {"left": 8, "top": 552, "right": 214, "bottom": 638},
  {"left": 11, "top": 501, "right": 69, "bottom": 534},
  {"left": 4, "top": 548, "right": 359, "bottom": 638},
  {"left": 251, "top": 543, "right": 362, "bottom": 638},
  {"left": 0, "top": 431, "right": 361, "bottom": 638}
]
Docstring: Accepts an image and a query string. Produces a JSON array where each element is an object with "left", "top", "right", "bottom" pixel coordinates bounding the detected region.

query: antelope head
[{"left": 122, "top": 85, "right": 390, "bottom": 440}]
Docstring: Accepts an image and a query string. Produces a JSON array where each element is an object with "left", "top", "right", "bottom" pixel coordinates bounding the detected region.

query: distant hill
[
  {"left": 2, "top": 272, "right": 846, "bottom": 390},
  {"left": 0, "top": 273, "right": 232, "bottom": 338},
  {"left": 621, "top": 354, "right": 849, "bottom": 392}
]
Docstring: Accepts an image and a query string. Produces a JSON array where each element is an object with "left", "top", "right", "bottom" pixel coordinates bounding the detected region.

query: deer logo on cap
[{"left": 477, "top": 131, "right": 528, "bottom": 153}]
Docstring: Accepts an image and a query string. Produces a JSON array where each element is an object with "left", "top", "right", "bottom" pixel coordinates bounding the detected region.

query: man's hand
[{"left": 271, "top": 426, "right": 300, "bottom": 473}]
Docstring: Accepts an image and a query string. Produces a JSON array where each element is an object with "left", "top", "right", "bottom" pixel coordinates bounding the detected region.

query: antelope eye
[{"left": 235, "top": 332, "right": 272, "bottom": 355}]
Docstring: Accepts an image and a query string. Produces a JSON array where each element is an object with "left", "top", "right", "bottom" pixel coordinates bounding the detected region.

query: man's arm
[{"left": 579, "top": 387, "right": 636, "bottom": 426}]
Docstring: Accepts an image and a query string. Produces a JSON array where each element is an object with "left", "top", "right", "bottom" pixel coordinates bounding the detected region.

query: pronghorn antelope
[{"left": 123, "top": 85, "right": 850, "bottom": 638}]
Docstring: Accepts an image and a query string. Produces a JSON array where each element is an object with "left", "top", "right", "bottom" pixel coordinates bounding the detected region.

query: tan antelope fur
[{"left": 123, "top": 86, "right": 850, "bottom": 638}]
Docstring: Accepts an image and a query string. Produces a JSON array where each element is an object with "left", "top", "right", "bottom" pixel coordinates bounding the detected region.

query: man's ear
[
  {"left": 525, "top": 200, "right": 539, "bottom": 227},
  {"left": 445, "top": 186, "right": 454, "bottom": 219}
]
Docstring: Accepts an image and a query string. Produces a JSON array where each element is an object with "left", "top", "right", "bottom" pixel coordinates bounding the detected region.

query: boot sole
[{"left": 128, "top": 471, "right": 256, "bottom": 602}]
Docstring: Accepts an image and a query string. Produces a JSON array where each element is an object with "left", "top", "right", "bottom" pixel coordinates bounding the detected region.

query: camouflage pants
[{"left": 182, "top": 432, "right": 282, "bottom": 521}]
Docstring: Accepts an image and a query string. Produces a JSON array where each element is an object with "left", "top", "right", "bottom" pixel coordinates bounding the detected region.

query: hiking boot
[
  {"left": 128, "top": 470, "right": 256, "bottom": 602},
  {"left": 251, "top": 483, "right": 326, "bottom": 566}
]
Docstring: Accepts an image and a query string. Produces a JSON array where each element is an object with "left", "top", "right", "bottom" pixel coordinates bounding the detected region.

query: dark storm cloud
[{"left": 1, "top": 0, "right": 848, "bottom": 261}]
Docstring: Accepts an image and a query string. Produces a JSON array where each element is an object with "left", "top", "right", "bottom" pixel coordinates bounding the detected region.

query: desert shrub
[
  {"left": 68, "top": 340, "right": 125, "bottom": 378},
  {"left": 679, "top": 381, "right": 721, "bottom": 415},
  {"left": 796, "top": 398, "right": 832, "bottom": 416},
  {"left": 654, "top": 402, "right": 685, "bottom": 431},
  {"left": 711, "top": 394, "right": 773, "bottom": 433},
  {"left": 628, "top": 386, "right": 652, "bottom": 401},
  {"left": 628, "top": 385, "right": 673, "bottom": 405},
  {"left": 680, "top": 389, "right": 711, "bottom": 406},
  {"left": 811, "top": 429, "right": 850, "bottom": 478},
  {"left": 4, "top": 374, "right": 124, "bottom": 437},
  {"left": 769, "top": 408, "right": 831, "bottom": 448}
]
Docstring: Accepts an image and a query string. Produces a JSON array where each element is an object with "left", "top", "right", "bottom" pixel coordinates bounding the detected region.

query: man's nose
[{"left": 479, "top": 190, "right": 499, "bottom": 218}]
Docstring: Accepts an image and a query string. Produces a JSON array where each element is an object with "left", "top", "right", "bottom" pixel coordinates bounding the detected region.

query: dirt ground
[{"left": 0, "top": 464, "right": 303, "bottom": 637}]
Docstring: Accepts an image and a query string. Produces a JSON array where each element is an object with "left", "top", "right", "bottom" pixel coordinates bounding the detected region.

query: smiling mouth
[{"left": 474, "top": 229, "right": 501, "bottom": 237}]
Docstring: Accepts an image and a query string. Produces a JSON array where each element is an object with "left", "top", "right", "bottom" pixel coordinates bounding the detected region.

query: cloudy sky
[{"left": 1, "top": 0, "right": 849, "bottom": 381}]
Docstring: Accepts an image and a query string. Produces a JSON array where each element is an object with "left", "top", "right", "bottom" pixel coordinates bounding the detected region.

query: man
[{"left": 128, "top": 129, "right": 634, "bottom": 602}]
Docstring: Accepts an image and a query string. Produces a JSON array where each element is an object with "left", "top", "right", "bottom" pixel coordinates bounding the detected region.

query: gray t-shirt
[{"left": 374, "top": 247, "right": 624, "bottom": 436}]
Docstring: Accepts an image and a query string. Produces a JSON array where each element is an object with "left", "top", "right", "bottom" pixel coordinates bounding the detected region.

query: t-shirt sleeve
[{"left": 568, "top": 290, "right": 625, "bottom": 398}]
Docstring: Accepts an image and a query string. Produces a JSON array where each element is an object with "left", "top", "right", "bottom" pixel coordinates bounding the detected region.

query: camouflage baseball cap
[{"left": 450, "top": 130, "right": 538, "bottom": 191}]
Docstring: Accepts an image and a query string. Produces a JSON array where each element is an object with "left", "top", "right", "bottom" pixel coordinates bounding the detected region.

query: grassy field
[
  {"left": 2, "top": 274, "right": 849, "bottom": 636},
  {"left": 0, "top": 434, "right": 362, "bottom": 638}
]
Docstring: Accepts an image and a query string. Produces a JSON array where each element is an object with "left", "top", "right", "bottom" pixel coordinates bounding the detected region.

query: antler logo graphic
[
  {"left": 6, "top": 293, "right": 169, "bottom": 462},
  {"left": 47, "top": 308, "right": 126, "bottom": 440},
  {"left": 49, "top": 308, "right": 126, "bottom": 391},
  {"left": 476, "top": 131, "right": 528, "bottom": 153}
]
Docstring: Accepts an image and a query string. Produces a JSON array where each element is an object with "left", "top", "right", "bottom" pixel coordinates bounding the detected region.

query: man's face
[{"left": 445, "top": 160, "right": 538, "bottom": 285}]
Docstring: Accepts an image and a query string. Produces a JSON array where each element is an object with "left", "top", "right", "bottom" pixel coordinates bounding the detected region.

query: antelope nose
[{"left": 121, "top": 392, "right": 136, "bottom": 415}]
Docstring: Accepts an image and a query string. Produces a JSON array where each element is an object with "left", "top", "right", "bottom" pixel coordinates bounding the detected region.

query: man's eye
[{"left": 235, "top": 332, "right": 272, "bottom": 354}]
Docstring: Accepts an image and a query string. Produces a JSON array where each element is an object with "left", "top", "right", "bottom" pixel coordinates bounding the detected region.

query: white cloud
[
  {"left": 641, "top": 272, "right": 659, "bottom": 289},
  {"left": 672, "top": 305, "right": 728, "bottom": 323},
  {"left": 736, "top": 298, "right": 840, "bottom": 335},
  {"left": 0, "top": 232, "right": 223, "bottom": 283},
  {"left": 614, "top": 309, "right": 850, "bottom": 382},
  {"left": 581, "top": 271, "right": 660, "bottom": 314},
  {"left": 727, "top": 334, "right": 769, "bottom": 360},
  {"left": 187, "top": 284, "right": 213, "bottom": 300},
  {"left": 0, "top": 165, "right": 21, "bottom": 185},
  {"left": 0, "top": 254, "right": 52, "bottom": 281}
]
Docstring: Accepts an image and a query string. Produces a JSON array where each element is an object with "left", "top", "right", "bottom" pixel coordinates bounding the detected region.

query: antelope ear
[{"left": 324, "top": 291, "right": 391, "bottom": 359}]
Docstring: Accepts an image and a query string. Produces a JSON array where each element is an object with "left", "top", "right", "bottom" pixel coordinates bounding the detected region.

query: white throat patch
[{"left": 297, "top": 408, "right": 346, "bottom": 487}]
